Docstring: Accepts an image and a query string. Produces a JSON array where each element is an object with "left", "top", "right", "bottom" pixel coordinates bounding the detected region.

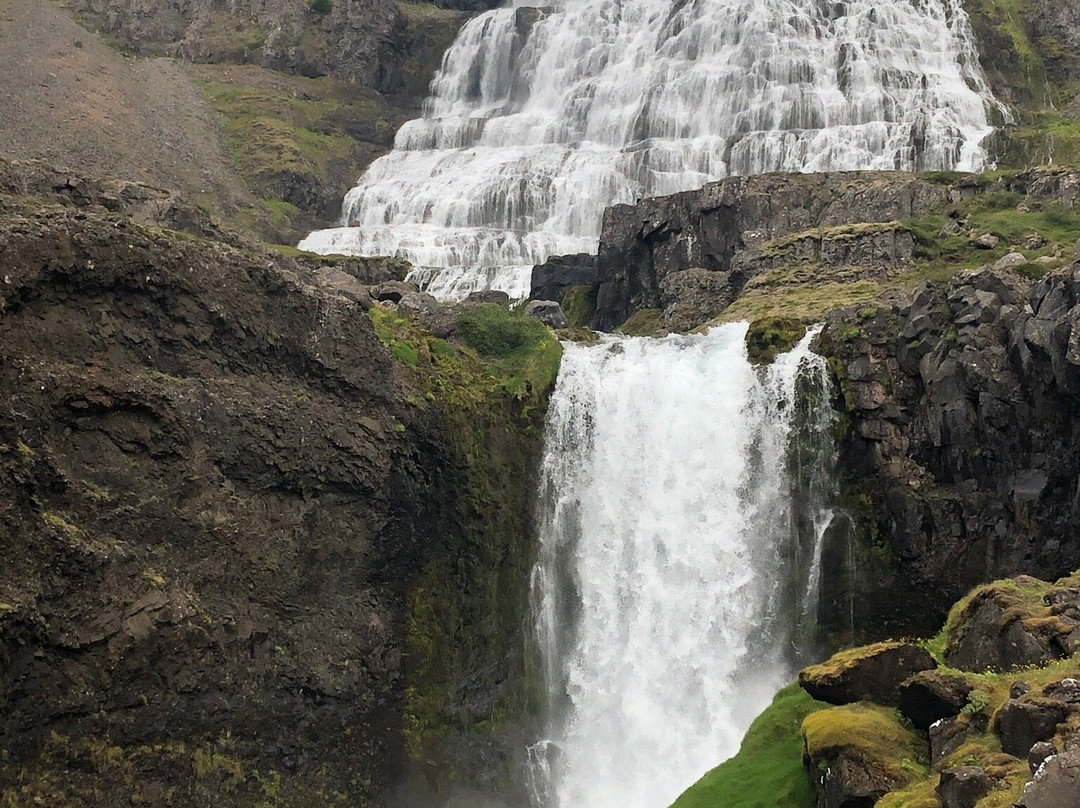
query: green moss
[
  {"left": 801, "top": 641, "right": 911, "bottom": 682},
  {"left": 670, "top": 684, "right": 827, "bottom": 808},
  {"left": 802, "top": 703, "right": 928, "bottom": 786},
  {"left": 454, "top": 304, "right": 562, "bottom": 397},
  {"left": 745, "top": 318, "right": 807, "bottom": 364},
  {"left": 560, "top": 285, "right": 596, "bottom": 329},
  {"left": 616, "top": 308, "right": 662, "bottom": 336},
  {"left": 364, "top": 303, "right": 559, "bottom": 780},
  {"left": 875, "top": 776, "right": 941, "bottom": 808}
]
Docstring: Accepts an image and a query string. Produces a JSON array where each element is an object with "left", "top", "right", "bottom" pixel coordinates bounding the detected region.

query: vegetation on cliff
[
  {"left": 671, "top": 570, "right": 1080, "bottom": 808},
  {"left": 0, "top": 163, "right": 561, "bottom": 807}
]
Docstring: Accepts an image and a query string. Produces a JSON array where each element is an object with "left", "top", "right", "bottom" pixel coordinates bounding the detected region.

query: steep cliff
[{"left": 0, "top": 158, "right": 557, "bottom": 807}]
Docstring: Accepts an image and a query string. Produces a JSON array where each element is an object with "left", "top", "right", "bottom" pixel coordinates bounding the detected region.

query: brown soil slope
[{"left": 0, "top": 0, "right": 251, "bottom": 214}]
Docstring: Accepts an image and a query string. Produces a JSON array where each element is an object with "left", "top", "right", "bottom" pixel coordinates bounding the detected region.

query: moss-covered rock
[
  {"left": 943, "top": 572, "right": 1080, "bottom": 672},
  {"left": 800, "top": 642, "right": 938, "bottom": 708},
  {"left": 560, "top": 284, "right": 597, "bottom": 329},
  {"left": 802, "top": 703, "right": 929, "bottom": 807},
  {"left": 745, "top": 317, "right": 807, "bottom": 364}
]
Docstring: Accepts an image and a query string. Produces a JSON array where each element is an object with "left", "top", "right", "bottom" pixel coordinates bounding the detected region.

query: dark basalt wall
[{"left": 0, "top": 161, "right": 548, "bottom": 807}]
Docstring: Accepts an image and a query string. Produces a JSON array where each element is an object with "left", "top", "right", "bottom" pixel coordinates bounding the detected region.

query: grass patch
[
  {"left": 454, "top": 304, "right": 562, "bottom": 397},
  {"left": 670, "top": 684, "right": 827, "bottom": 808},
  {"left": 718, "top": 278, "right": 884, "bottom": 324}
]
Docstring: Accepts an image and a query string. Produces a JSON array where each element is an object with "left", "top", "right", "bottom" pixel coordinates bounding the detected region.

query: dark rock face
[
  {"left": 530, "top": 253, "right": 598, "bottom": 305},
  {"left": 799, "top": 643, "right": 937, "bottom": 708},
  {"left": 817, "top": 757, "right": 892, "bottom": 808},
  {"left": 816, "top": 263, "right": 1080, "bottom": 639},
  {"left": 995, "top": 700, "right": 1068, "bottom": 757},
  {"left": 946, "top": 585, "right": 1066, "bottom": 672},
  {"left": 899, "top": 671, "right": 973, "bottom": 730},
  {"left": 593, "top": 172, "right": 949, "bottom": 331},
  {"left": 0, "top": 170, "right": 547, "bottom": 805},
  {"left": 936, "top": 766, "right": 995, "bottom": 808}
]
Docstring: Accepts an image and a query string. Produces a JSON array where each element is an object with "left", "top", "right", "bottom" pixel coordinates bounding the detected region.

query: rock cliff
[{"left": 0, "top": 159, "right": 556, "bottom": 807}]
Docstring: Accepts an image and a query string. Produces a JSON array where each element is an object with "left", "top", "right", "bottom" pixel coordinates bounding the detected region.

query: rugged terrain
[
  {"left": 676, "top": 570, "right": 1080, "bottom": 808},
  {"left": 0, "top": 159, "right": 558, "bottom": 807},
  {"left": 0, "top": 0, "right": 480, "bottom": 244}
]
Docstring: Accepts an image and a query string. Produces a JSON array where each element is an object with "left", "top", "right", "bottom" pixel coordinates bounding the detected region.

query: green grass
[
  {"left": 454, "top": 304, "right": 562, "bottom": 397},
  {"left": 670, "top": 684, "right": 826, "bottom": 808}
]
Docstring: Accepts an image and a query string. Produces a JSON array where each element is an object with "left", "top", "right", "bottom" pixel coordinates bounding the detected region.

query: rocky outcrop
[
  {"left": 0, "top": 164, "right": 557, "bottom": 806},
  {"left": 1017, "top": 734, "right": 1080, "bottom": 808},
  {"left": 936, "top": 766, "right": 995, "bottom": 808},
  {"left": 63, "top": 0, "right": 473, "bottom": 93},
  {"left": 898, "top": 671, "right": 973, "bottom": 730},
  {"left": 815, "top": 261, "right": 1080, "bottom": 638},
  {"left": 593, "top": 172, "right": 950, "bottom": 331},
  {"left": 530, "top": 253, "right": 598, "bottom": 302}
]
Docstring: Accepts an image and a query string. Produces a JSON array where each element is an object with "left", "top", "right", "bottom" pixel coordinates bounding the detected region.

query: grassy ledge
[{"left": 669, "top": 684, "right": 827, "bottom": 808}]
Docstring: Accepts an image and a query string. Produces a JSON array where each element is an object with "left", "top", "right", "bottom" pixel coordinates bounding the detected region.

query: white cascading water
[
  {"left": 528, "top": 324, "right": 836, "bottom": 808},
  {"left": 300, "top": 0, "right": 1004, "bottom": 299}
]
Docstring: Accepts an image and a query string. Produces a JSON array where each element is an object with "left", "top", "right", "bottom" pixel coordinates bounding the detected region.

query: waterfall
[
  {"left": 529, "top": 323, "right": 834, "bottom": 808},
  {"left": 299, "top": 0, "right": 1003, "bottom": 300}
]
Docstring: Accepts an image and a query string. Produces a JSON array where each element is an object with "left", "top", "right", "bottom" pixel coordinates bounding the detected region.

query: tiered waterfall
[{"left": 300, "top": 0, "right": 1003, "bottom": 298}]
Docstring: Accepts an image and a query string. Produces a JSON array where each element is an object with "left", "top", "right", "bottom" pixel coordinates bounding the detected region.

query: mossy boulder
[
  {"left": 745, "top": 317, "right": 807, "bottom": 364},
  {"left": 944, "top": 573, "right": 1080, "bottom": 672},
  {"left": 799, "top": 642, "right": 938, "bottom": 708},
  {"left": 899, "top": 670, "right": 974, "bottom": 730},
  {"left": 802, "top": 703, "right": 929, "bottom": 808}
]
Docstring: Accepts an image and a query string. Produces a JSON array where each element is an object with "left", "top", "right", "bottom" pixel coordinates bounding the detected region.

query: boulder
[
  {"left": 1029, "top": 741, "right": 1056, "bottom": 774},
  {"left": 936, "top": 766, "right": 995, "bottom": 808},
  {"left": 464, "top": 290, "right": 511, "bottom": 305},
  {"left": 931, "top": 716, "right": 987, "bottom": 767},
  {"left": 899, "top": 670, "right": 973, "bottom": 729},
  {"left": 524, "top": 300, "right": 569, "bottom": 329},
  {"left": 1042, "top": 678, "right": 1080, "bottom": 704},
  {"left": 371, "top": 280, "right": 419, "bottom": 303},
  {"left": 530, "top": 253, "right": 597, "bottom": 304},
  {"left": 995, "top": 699, "right": 1067, "bottom": 757},
  {"left": 799, "top": 642, "right": 937, "bottom": 707},
  {"left": 994, "top": 252, "right": 1028, "bottom": 270},
  {"left": 312, "top": 267, "right": 373, "bottom": 309},
  {"left": 945, "top": 584, "right": 1063, "bottom": 672},
  {"left": 398, "top": 292, "right": 440, "bottom": 318},
  {"left": 817, "top": 757, "right": 895, "bottom": 808},
  {"left": 1017, "top": 737, "right": 1080, "bottom": 808},
  {"left": 973, "top": 233, "right": 1000, "bottom": 249}
]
